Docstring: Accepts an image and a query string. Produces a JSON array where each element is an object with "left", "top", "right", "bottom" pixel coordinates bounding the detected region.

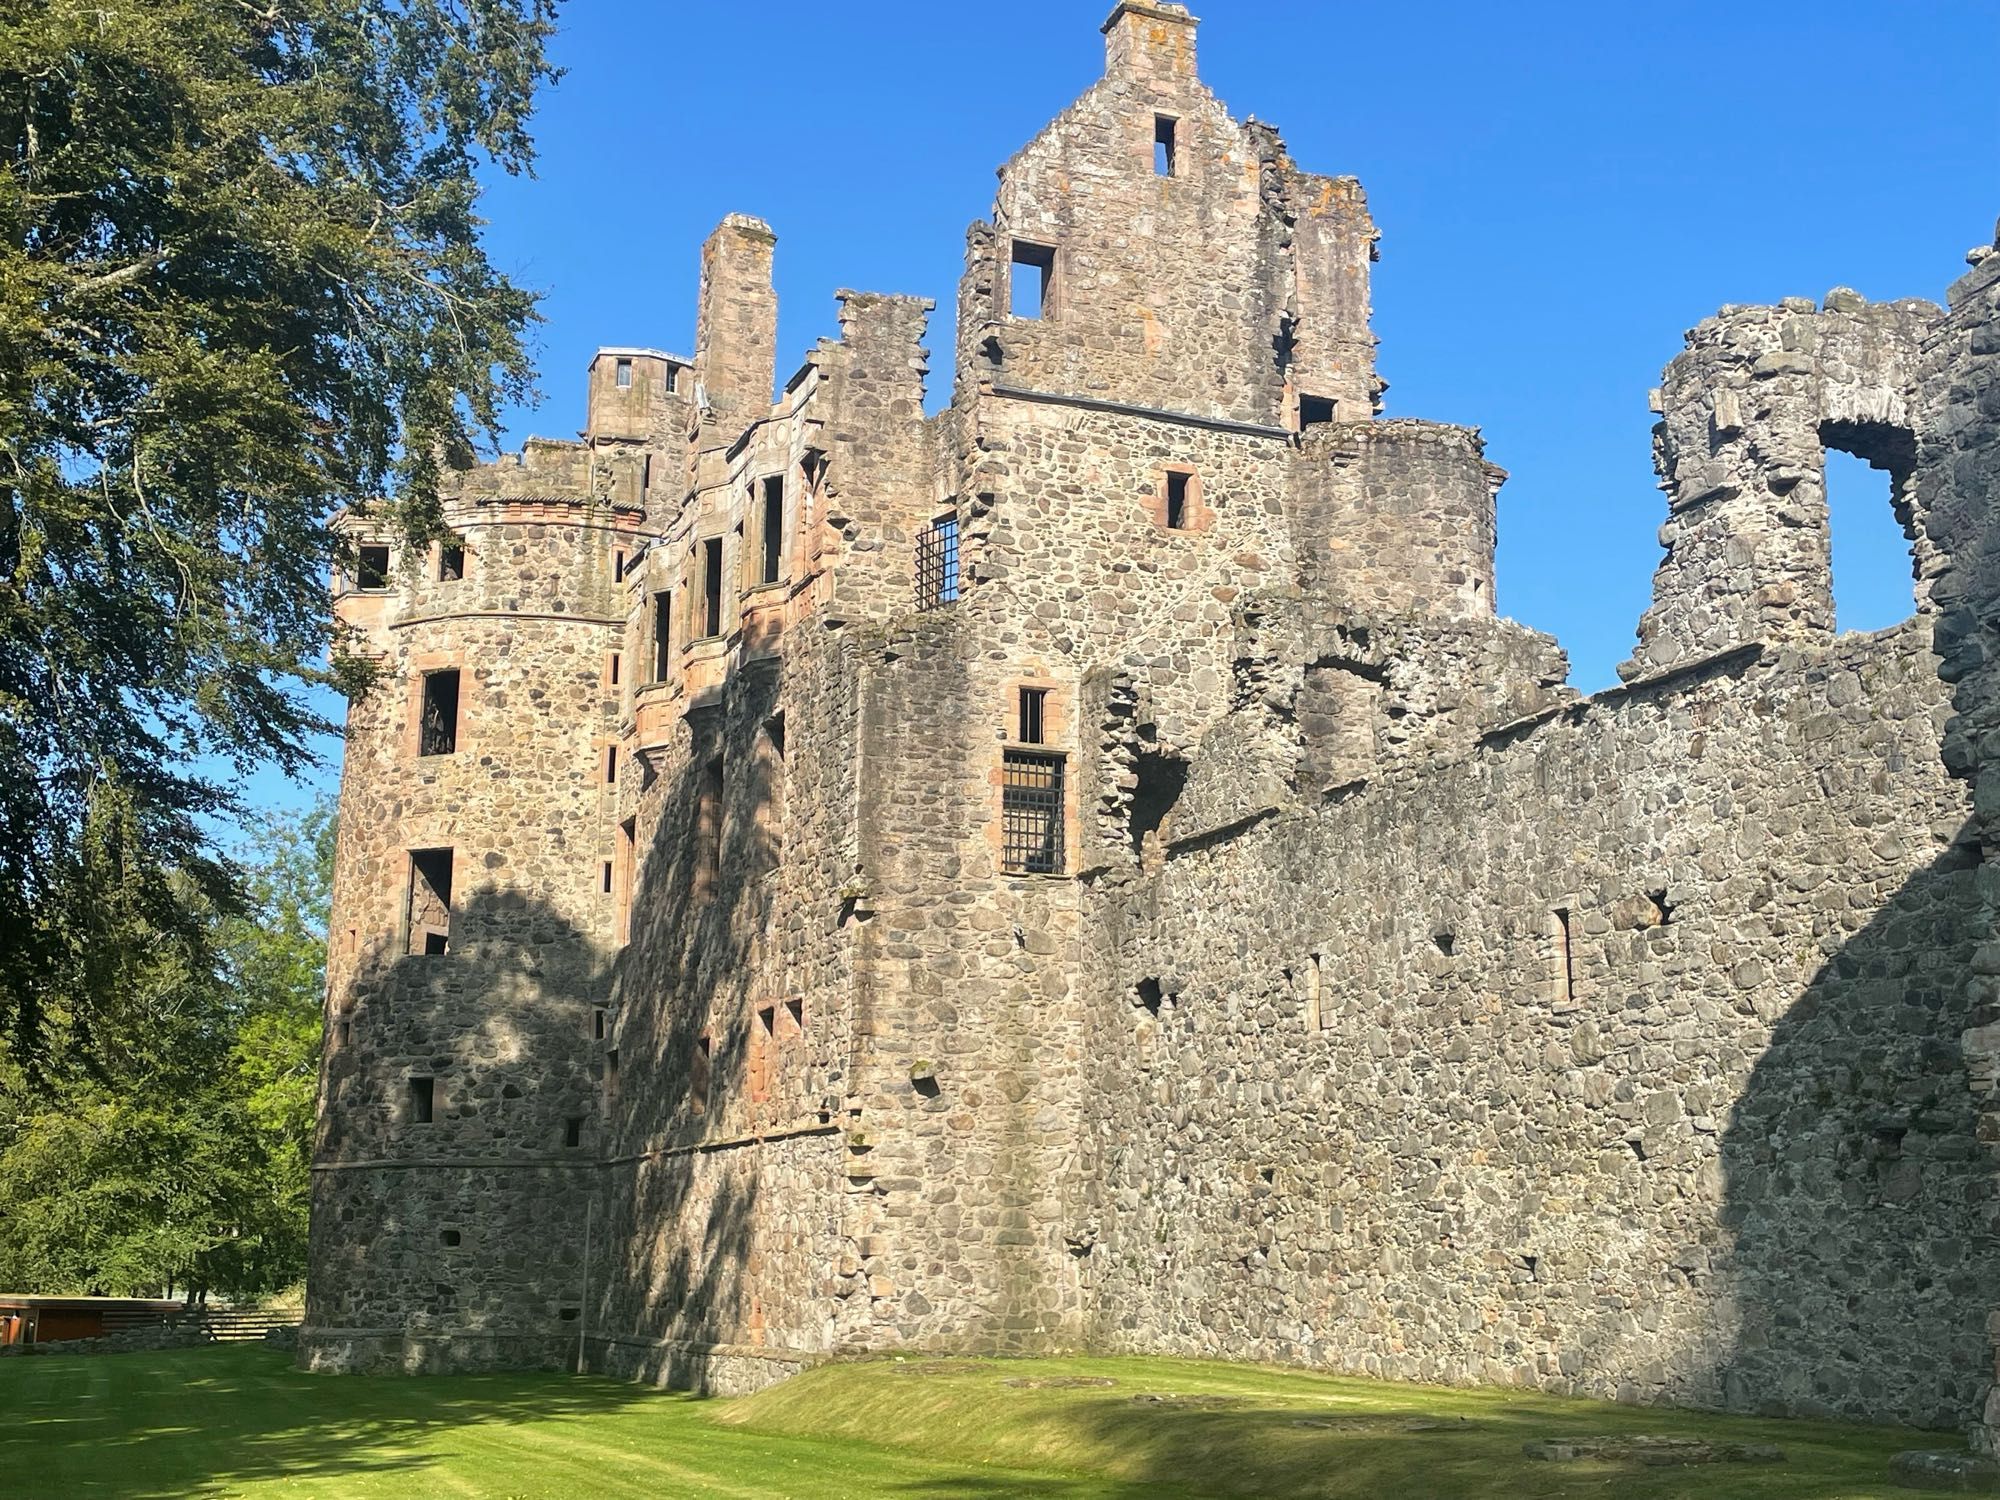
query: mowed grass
[{"left": 0, "top": 1343, "right": 1958, "bottom": 1499}]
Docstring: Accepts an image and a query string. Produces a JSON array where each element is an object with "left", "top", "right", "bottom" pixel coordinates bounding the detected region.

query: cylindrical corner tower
[{"left": 303, "top": 481, "right": 639, "bottom": 1373}]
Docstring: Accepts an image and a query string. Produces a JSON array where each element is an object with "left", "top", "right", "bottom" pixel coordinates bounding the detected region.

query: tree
[
  {"left": 0, "top": 0, "right": 559, "bottom": 1077},
  {"left": 0, "top": 800, "right": 333, "bottom": 1298}
]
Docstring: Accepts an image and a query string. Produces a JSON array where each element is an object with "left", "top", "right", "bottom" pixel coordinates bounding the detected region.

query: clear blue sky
[{"left": 250, "top": 0, "right": 2000, "bottom": 818}]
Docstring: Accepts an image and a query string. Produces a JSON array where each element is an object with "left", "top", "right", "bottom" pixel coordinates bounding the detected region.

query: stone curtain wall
[{"left": 1082, "top": 621, "right": 1989, "bottom": 1430}]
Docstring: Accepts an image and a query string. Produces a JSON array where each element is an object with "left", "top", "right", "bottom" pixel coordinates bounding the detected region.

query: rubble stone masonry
[{"left": 305, "top": 1, "right": 2000, "bottom": 1444}]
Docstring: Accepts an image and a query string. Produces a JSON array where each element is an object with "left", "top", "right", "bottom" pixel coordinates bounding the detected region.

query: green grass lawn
[{"left": 0, "top": 1343, "right": 1960, "bottom": 1498}]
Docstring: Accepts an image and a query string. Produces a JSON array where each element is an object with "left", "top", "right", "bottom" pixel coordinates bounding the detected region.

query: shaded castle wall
[{"left": 1081, "top": 621, "right": 1988, "bottom": 1430}]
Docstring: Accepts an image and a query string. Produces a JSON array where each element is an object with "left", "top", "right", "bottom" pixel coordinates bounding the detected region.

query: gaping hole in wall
[
  {"left": 701, "top": 537, "right": 724, "bottom": 637},
  {"left": 440, "top": 1228, "right": 460, "bottom": 1247},
  {"left": 438, "top": 543, "right": 464, "bottom": 582},
  {"left": 651, "top": 591, "right": 673, "bottom": 680},
  {"left": 915, "top": 510, "right": 961, "bottom": 610},
  {"left": 1821, "top": 432, "right": 1920, "bottom": 634},
  {"left": 418, "top": 670, "right": 459, "bottom": 756},
  {"left": 1298, "top": 395, "right": 1337, "bottom": 430},
  {"left": 1136, "top": 978, "right": 1164, "bottom": 1017},
  {"left": 760, "top": 475, "right": 785, "bottom": 585},
  {"left": 1433, "top": 931, "right": 1455, "bottom": 957},
  {"left": 407, "top": 849, "right": 453, "bottom": 955},
  {"left": 1154, "top": 115, "right": 1178, "bottom": 177},
  {"left": 1010, "top": 239, "right": 1057, "bottom": 320},
  {"left": 407, "top": 1076, "right": 434, "bottom": 1124},
  {"left": 1648, "top": 889, "right": 1674, "bottom": 926},
  {"left": 1129, "top": 750, "right": 1190, "bottom": 857},
  {"left": 356, "top": 544, "right": 391, "bottom": 589}
]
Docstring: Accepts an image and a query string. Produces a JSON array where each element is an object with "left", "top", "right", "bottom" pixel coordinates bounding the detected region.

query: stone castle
[{"left": 305, "top": 2, "right": 2000, "bottom": 1449}]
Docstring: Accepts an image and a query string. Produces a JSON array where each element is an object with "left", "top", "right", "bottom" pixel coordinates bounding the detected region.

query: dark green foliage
[
  {"left": 0, "top": 0, "right": 558, "bottom": 1074},
  {"left": 0, "top": 800, "right": 333, "bottom": 1298}
]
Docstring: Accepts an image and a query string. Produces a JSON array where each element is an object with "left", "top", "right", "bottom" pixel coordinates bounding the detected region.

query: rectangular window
[
  {"left": 605, "top": 744, "right": 618, "bottom": 786},
  {"left": 609, "top": 652, "right": 622, "bottom": 688},
  {"left": 407, "top": 848, "right": 453, "bottom": 955},
  {"left": 641, "top": 455, "right": 652, "bottom": 497},
  {"left": 1299, "top": 394, "right": 1338, "bottom": 429},
  {"left": 418, "top": 669, "right": 460, "bottom": 756},
  {"left": 616, "top": 816, "right": 637, "bottom": 943},
  {"left": 593, "top": 1009, "right": 607, "bottom": 1041},
  {"left": 356, "top": 544, "right": 391, "bottom": 590},
  {"left": 600, "top": 860, "right": 613, "bottom": 894},
  {"left": 1165, "top": 470, "right": 1192, "bottom": 530},
  {"left": 614, "top": 549, "right": 628, "bottom": 583},
  {"left": 705, "top": 537, "right": 726, "bottom": 636},
  {"left": 651, "top": 592, "right": 672, "bottom": 681},
  {"left": 563, "top": 1117, "right": 584, "bottom": 1149},
  {"left": 1001, "top": 750, "right": 1066, "bottom": 875},
  {"left": 1154, "top": 115, "right": 1178, "bottom": 176},
  {"left": 665, "top": 365, "right": 680, "bottom": 395},
  {"left": 438, "top": 543, "right": 464, "bottom": 582},
  {"left": 408, "top": 1076, "right": 435, "bottom": 1125},
  {"left": 615, "top": 357, "right": 632, "bottom": 389},
  {"left": 1010, "top": 240, "right": 1057, "bottom": 320},
  {"left": 1018, "top": 687, "right": 1047, "bottom": 745},
  {"left": 759, "top": 475, "right": 785, "bottom": 585},
  {"left": 915, "top": 511, "right": 961, "bottom": 611},
  {"left": 604, "top": 1048, "right": 620, "bottom": 1101}
]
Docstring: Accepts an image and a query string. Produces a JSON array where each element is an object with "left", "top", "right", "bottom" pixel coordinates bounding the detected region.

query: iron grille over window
[
  {"left": 915, "top": 513, "right": 960, "bottom": 611},
  {"left": 1001, "top": 750, "right": 1065, "bottom": 875}
]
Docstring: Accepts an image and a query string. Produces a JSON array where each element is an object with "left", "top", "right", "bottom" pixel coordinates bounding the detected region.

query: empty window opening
[
  {"left": 757, "top": 1005, "right": 775, "bottom": 1037},
  {"left": 614, "top": 549, "right": 629, "bottom": 583},
  {"left": 1164, "top": 470, "right": 1193, "bottom": 530},
  {"left": 1298, "top": 394, "right": 1338, "bottom": 430},
  {"left": 593, "top": 1008, "right": 607, "bottom": 1041},
  {"left": 1010, "top": 240, "right": 1057, "bottom": 320},
  {"left": 915, "top": 510, "right": 961, "bottom": 610},
  {"left": 1001, "top": 749, "right": 1066, "bottom": 875},
  {"left": 1154, "top": 115, "right": 1178, "bottom": 176},
  {"left": 600, "top": 860, "right": 613, "bottom": 895},
  {"left": 609, "top": 651, "right": 621, "bottom": 687},
  {"left": 651, "top": 591, "right": 673, "bottom": 680},
  {"left": 604, "top": 1049, "right": 620, "bottom": 1102},
  {"left": 615, "top": 357, "right": 632, "bottom": 389},
  {"left": 785, "top": 998, "right": 804, "bottom": 1032},
  {"left": 1824, "top": 445, "right": 1918, "bottom": 634},
  {"left": 666, "top": 365, "right": 680, "bottom": 394},
  {"left": 418, "top": 669, "right": 460, "bottom": 757},
  {"left": 641, "top": 455, "right": 652, "bottom": 496},
  {"left": 1128, "top": 750, "right": 1190, "bottom": 858},
  {"left": 408, "top": 1076, "right": 435, "bottom": 1124},
  {"left": 605, "top": 744, "right": 618, "bottom": 785},
  {"left": 560, "top": 1306, "right": 580, "bottom": 1322},
  {"left": 438, "top": 543, "right": 464, "bottom": 582},
  {"left": 691, "top": 1035, "right": 712, "bottom": 1116},
  {"left": 700, "top": 537, "right": 724, "bottom": 637},
  {"left": 356, "top": 544, "right": 391, "bottom": 590},
  {"left": 563, "top": 1117, "right": 584, "bottom": 1149},
  {"left": 1434, "top": 931, "right": 1455, "bottom": 957},
  {"left": 765, "top": 712, "right": 787, "bottom": 761},
  {"left": 440, "top": 1228, "right": 460, "bottom": 1247},
  {"left": 1303, "top": 954, "right": 1323, "bottom": 1031},
  {"left": 407, "top": 849, "right": 453, "bottom": 956},
  {"left": 1136, "top": 978, "right": 1164, "bottom": 1017},
  {"left": 338, "top": 1016, "right": 352, "bottom": 1047},
  {"left": 1018, "top": 687, "right": 1048, "bottom": 745},
  {"left": 1553, "top": 907, "right": 1575, "bottom": 1005},
  {"left": 759, "top": 476, "right": 785, "bottom": 585}
]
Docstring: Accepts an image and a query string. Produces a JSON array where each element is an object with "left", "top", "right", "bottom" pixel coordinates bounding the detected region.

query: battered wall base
[
  {"left": 583, "top": 1334, "right": 814, "bottom": 1395},
  {"left": 298, "top": 1327, "right": 574, "bottom": 1376}
]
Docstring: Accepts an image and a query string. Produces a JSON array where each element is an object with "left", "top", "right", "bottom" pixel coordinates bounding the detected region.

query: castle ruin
[{"left": 305, "top": 3, "right": 2000, "bottom": 1448}]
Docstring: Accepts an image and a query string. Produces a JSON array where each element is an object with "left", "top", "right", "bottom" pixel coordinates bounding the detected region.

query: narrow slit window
[
  {"left": 356, "top": 544, "right": 391, "bottom": 590},
  {"left": 641, "top": 455, "right": 652, "bottom": 497},
  {"left": 605, "top": 744, "right": 618, "bottom": 785},
  {"left": 614, "top": 549, "right": 628, "bottom": 583},
  {"left": 408, "top": 1076, "right": 435, "bottom": 1125},
  {"left": 1554, "top": 908, "right": 1575, "bottom": 1004},
  {"left": 759, "top": 476, "right": 784, "bottom": 585},
  {"left": 600, "top": 860, "right": 613, "bottom": 895},
  {"left": 1001, "top": 750, "right": 1066, "bottom": 875},
  {"left": 593, "top": 1009, "right": 607, "bottom": 1041},
  {"left": 652, "top": 591, "right": 673, "bottom": 680},
  {"left": 915, "top": 510, "right": 960, "bottom": 611},
  {"left": 1010, "top": 240, "right": 1057, "bottom": 320},
  {"left": 1299, "top": 394, "right": 1338, "bottom": 430},
  {"left": 704, "top": 536, "right": 726, "bottom": 633},
  {"left": 407, "top": 849, "right": 453, "bottom": 955},
  {"left": 1018, "top": 687, "right": 1048, "bottom": 745},
  {"left": 563, "top": 1118, "right": 583, "bottom": 1149},
  {"left": 609, "top": 652, "right": 621, "bottom": 687},
  {"left": 1303, "top": 953, "right": 1323, "bottom": 1031},
  {"left": 758, "top": 1005, "right": 775, "bottom": 1037},
  {"left": 691, "top": 1035, "right": 712, "bottom": 1116},
  {"left": 438, "top": 543, "right": 464, "bottom": 582},
  {"left": 616, "top": 816, "right": 637, "bottom": 943},
  {"left": 1154, "top": 115, "right": 1178, "bottom": 176},
  {"left": 418, "top": 670, "right": 460, "bottom": 756},
  {"left": 615, "top": 357, "right": 632, "bottom": 389},
  {"left": 1165, "top": 470, "right": 1192, "bottom": 530}
]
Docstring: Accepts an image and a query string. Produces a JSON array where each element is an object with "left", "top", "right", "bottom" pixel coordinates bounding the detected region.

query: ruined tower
[{"left": 306, "top": 2, "right": 2000, "bottom": 1449}]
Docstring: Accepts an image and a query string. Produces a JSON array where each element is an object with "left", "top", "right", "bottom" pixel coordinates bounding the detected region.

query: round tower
[{"left": 304, "top": 459, "right": 641, "bottom": 1373}]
